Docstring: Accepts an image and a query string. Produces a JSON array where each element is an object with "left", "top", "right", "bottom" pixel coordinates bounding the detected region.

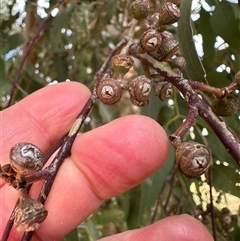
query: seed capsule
[
  {"left": 148, "top": 31, "right": 179, "bottom": 61},
  {"left": 129, "top": 0, "right": 150, "bottom": 21},
  {"left": 167, "top": 56, "right": 186, "bottom": 71},
  {"left": 175, "top": 141, "right": 211, "bottom": 178},
  {"left": 10, "top": 143, "right": 44, "bottom": 175},
  {"left": 14, "top": 196, "right": 48, "bottom": 232},
  {"left": 211, "top": 94, "right": 239, "bottom": 116},
  {"left": 128, "top": 75, "right": 152, "bottom": 102},
  {"left": 154, "top": 81, "right": 173, "bottom": 101},
  {"left": 112, "top": 54, "right": 134, "bottom": 76},
  {"left": 140, "top": 29, "right": 162, "bottom": 52},
  {"left": 96, "top": 78, "right": 122, "bottom": 105},
  {"left": 158, "top": 2, "right": 181, "bottom": 26}
]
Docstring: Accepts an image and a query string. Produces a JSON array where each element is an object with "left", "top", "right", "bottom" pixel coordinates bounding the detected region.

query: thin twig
[
  {"left": 7, "top": 0, "right": 66, "bottom": 107},
  {"left": 208, "top": 165, "right": 217, "bottom": 241},
  {"left": 21, "top": 94, "right": 96, "bottom": 241}
]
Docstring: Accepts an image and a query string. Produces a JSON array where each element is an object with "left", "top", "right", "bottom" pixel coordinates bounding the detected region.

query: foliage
[{"left": 1, "top": 0, "right": 240, "bottom": 240}]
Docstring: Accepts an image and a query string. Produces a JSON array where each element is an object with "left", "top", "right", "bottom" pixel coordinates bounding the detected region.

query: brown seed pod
[
  {"left": 14, "top": 196, "right": 48, "bottom": 232},
  {"left": 128, "top": 75, "right": 152, "bottom": 102},
  {"left": 96, "top": 78, "right": 122, "bottom": 105},
  {"left": 154, "top": 82, "right": 173, "bottom": 100},
  {"left": 175, "top": 141, "right": 211, "bottom": 178},
  {"left": 140, "top": 29, "right": 162, "bottom": 52},
  {"left": 129, "top": 0, "right": 150, "bottom": 21},
  {"left": 167, "top": 56, "right": 186, "bottom": 71},
  {"left": 211, "top": 94, "right": 239, "bottom": 117},
  {"left": 158, "top": 2, "right": 181, "bottom": 26},
  {"left": 10, "top": 143, "right": 44, "bottom": 175},
  {"left": 111, "top": 54, "right": 134, "bottom": 76},
  {"left": 148, "top": 31, "right": 179, "bottom": 61}
]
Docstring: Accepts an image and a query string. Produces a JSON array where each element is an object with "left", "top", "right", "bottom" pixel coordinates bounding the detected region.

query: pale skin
[{"left": 0, "top": 82, "right": 214, "bottom": 241}]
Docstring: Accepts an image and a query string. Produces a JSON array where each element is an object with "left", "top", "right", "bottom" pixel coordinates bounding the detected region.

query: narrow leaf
[{"left": 178, "top": 0, "right": 207, "bottom": 82}]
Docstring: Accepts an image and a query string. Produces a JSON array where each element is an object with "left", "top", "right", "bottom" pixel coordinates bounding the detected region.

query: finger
[
  {"left": 1, "top": 81, "right": 90, "bottom": 239},
  {"left": 1, "top": 81, "right": 91, "bottom": 164},
  {"left": 33, "top": 115, "right": 169, "bottom": 240},
  {"left": 99, "top": 215, "right": 214, "bottom": 241},
  {"left": 1, "top": 83, "right": 169, "bottom": 241}
]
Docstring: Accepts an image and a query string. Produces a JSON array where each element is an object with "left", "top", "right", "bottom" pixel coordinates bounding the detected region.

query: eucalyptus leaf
[{"left": 178, "top": 0, "right": 207, "bottom": 83}]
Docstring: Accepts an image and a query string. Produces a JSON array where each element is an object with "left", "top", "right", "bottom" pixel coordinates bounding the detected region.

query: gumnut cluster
[{"left": 96, "top": 1, "right": 185, "bottom": 106}]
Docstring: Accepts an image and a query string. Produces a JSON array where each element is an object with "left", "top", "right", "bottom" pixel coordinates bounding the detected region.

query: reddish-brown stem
[
  {"left": 189, "top": 80, "right": 238, "bottom": 99},
  {"left": 21, "top": 94, "right": 96, "bottom": 241},
  {"left": 170, "top": 106, "right": 198, "bottom": 148},
  {"left": 188, "top": 80, "right": 225, "bottom": 98}
]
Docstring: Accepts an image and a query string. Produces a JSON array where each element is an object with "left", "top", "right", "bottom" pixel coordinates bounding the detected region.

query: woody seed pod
[
  {"left": 154, "top": 82, "right": 173, "bottom": 100},
  {"left": 148, "top": 31, "right": 179, "bottom": 61},
  {"left": 167, "top": 56, "right": 186, "bottom": 71},
  {"left": 175, "top": 141, "right": 211, "bottom": 178},
  {"left": 96, "top": 78, "right": 122, "bottom": 105},
  {"left": 129, "top": 0, "right": 150, "bottom": 21},
  {"left": 140, "top": 29, "right": 163, "bottom": 52},
  {"left": 158, "top": 2, "right": 181, "bottom": 26},
  {"left": 112, "top": 54, "right": 134, "bottom": 76},
  {"left": 14, "top": 196, "right": 48, "bottom": 232},
  {"left": 10, "top": 143, "right": 44, "bottom": 175},
  {"left": 211, "top": 94, "right": 239, "bottom": 117},
  {"left": 129, "top": 75, "right": 152, "bottom": 102}
]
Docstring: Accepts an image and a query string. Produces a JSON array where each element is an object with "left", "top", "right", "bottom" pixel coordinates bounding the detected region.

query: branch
[
  {"left": 129, "top": 44, "right": 240, "bottom": 165},
  {"left": 18, "top": 94, "right": 96, "bottom": 241}
]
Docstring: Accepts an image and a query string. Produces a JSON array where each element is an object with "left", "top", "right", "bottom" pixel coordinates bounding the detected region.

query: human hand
[{"left": 0, "top": 82, "right": 213, "bottom": 241}]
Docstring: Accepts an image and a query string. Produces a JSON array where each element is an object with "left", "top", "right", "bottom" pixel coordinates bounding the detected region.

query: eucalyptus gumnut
[
  {"left": 10, "top": 142, "right": 44, "bottom": 175},
  {"left": 158, "top": 2, "right": 181, "bottom": 26},
  {"left": 211, "top": 94, "right": 239, "bottom": 117},
  {"left": 128, "top": 75, "right": 152, "bottom": 103},
  {"left": 111, "top": 54, "right": 134, "bottom": 76},
  {"left": 14, "top": 196, "right": 48, "bottom": 232},
  {"left": 96, "top": 78, "right": 122, "bottom": 105},
  {"left": 140, "top": 29, "right": 162, "bottom": 52},
  {"left": 129, "top": 0, "right": 150, "bottom": 21},
  {"left": 175, "top": 141, "right": 211, "bottom": 178}
]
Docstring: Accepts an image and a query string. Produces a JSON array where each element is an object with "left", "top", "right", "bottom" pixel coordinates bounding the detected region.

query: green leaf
[
  {"left": 210, "top": 1, "right": 240, "bottom": 54},
  {"left": 212, "top": 161, "right": 240, "bottom": 197},
  {"left": 96, "top": 209, "right": 124, "bottom": 224},
  {"left": 53, "top": 53, "right": 69, "bottom": 81},
  {"left": 2, "top": 33, "right": 24, "bottom": 55},
  {"left": 178, "top": 0, "right": 207, "bottom": 83},
  {"left": 198, "top": 7, "right": 215, "bottom": 64},
  {"left": 60, "top": 228, "right": 79, "bottom": 241},
  {"left": 138, "top": 144, "right": 175, "bottom": 223}
]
